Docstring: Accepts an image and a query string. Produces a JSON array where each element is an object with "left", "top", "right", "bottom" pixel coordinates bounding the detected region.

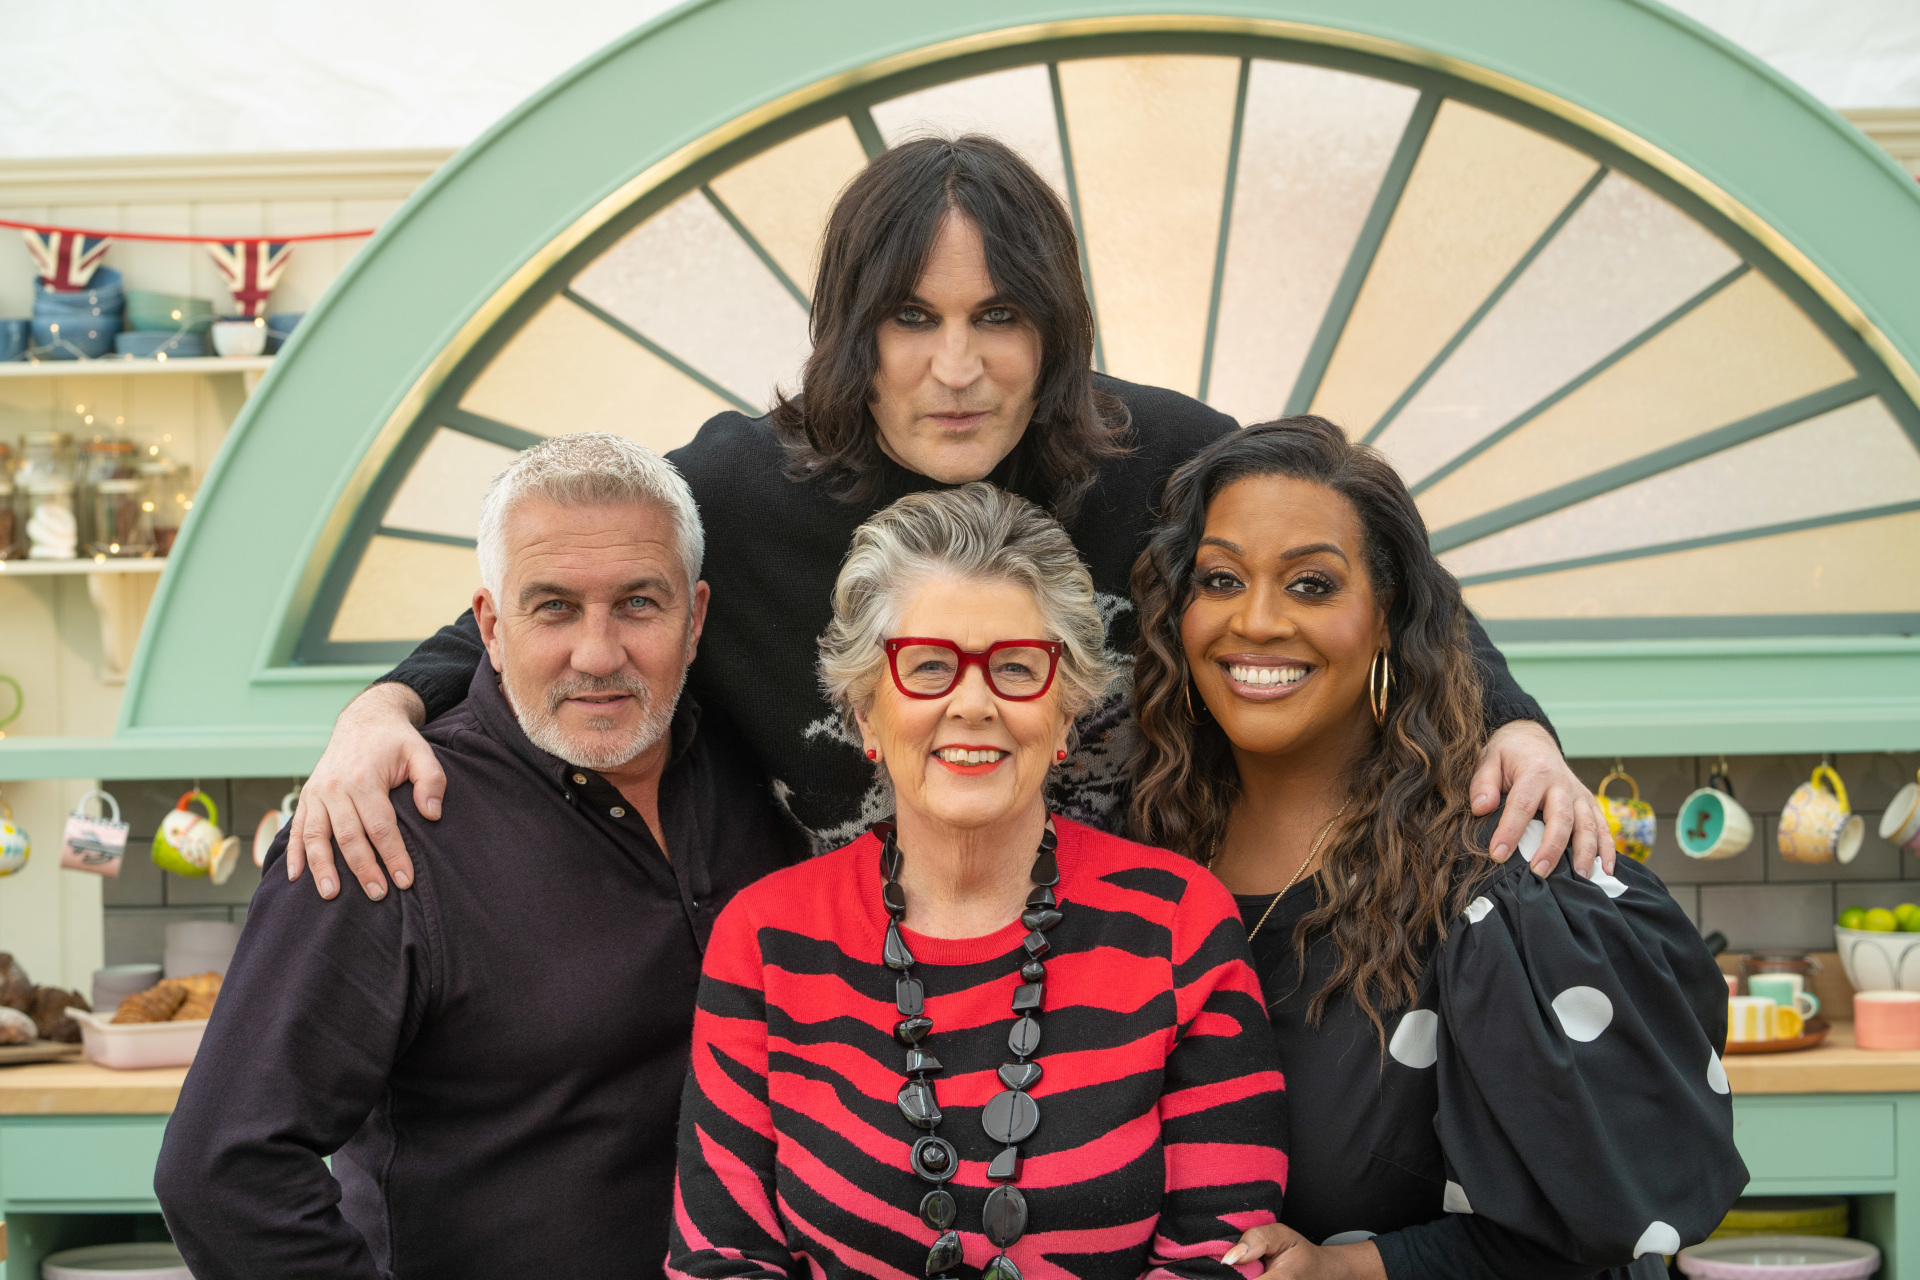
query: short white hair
[
  {"left": 817, "top": 483, "right": 1114, "bottom": 729},
  {"left": 476, "top": 433, "right": 703, "bottom": 598}
]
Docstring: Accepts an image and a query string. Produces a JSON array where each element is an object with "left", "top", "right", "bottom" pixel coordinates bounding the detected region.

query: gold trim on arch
[{"left": 338, "top": 13, "right": 1920, "bottom": 603}]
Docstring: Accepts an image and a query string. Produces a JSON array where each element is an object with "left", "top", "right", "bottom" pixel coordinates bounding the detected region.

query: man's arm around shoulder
[{"left": 156, "top": 809, "right": 429, "bottom": 1280}]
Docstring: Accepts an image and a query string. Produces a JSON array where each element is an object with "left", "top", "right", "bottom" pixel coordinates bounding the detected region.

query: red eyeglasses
[{"left": 883, "top": 637, "right": 1063, "bottom": 700}]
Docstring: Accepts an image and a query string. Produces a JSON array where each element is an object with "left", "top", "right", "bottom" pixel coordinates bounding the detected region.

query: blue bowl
[
  {"left": 32, "top": 313, "right": 120, "bottom": 359},
  {"left": 265, "top": 311, "right": 304, "bottom": 354},
  {"left": 33, "top": 266, "right": 123, "bottom": 310},
  {"left": 114, "top": 330, "right": 206, "bottom": 359},
  {"left": 0, "top": 320, "right": 27, "bottom": 362}
]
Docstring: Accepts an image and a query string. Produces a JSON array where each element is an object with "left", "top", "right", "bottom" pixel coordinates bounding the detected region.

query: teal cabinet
[
  {"left": 0, "top": 1115, "right": 169, "bottom": 1280},
  {"left": 1734, "top": 1093, "right": 1918, "bottom": 1277}
]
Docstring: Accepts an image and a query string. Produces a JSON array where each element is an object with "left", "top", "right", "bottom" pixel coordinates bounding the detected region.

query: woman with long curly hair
[{"left": 1129, "top": 418, "right": 1744, "bottom": 1280}]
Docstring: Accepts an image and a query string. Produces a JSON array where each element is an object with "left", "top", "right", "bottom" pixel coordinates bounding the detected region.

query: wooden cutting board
[{"left": 0, "top": 1040, "right": 83, "bottom": 1066}]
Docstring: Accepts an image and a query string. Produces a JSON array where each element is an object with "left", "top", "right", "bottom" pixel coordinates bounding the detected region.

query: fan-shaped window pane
[
  {"left": 1372, "top": 172, "right": 1738, "bottom": 485},
  {"left": 330, "top": 535, "right": 482, "bottom": 643},
  {"left": 1463, "top": 508, "right": 1920, "bottom": 621},
  {"left": 459, "top": 295, "right": 735, "bottom": 448},
  {"left": 382, "top": 429, "right": 519, "bottom": 541},
  {"left": 707, "top": 117, "right": 869, "bottom": 300},
  {"left": 873, "top": 65, "right": 1069, "bottom": 199},
  {"left": 1311, "top": 100, "right": 1599, "bottom": 435},
  {"left": 1205, "top": 61, "right": 1417, "bottom": 426},
  {"left": 570, "top": 188, "right": 811, "bottom": 411},
  {"left": 1417, "top": 270, "right": 1857, "bottom": 530},
  {"left": 1442, "top": 398, "right": 1920, "bottom": 579},
  {"left": 1057, "top": 54, "right": 1241, "bottom": 396}
]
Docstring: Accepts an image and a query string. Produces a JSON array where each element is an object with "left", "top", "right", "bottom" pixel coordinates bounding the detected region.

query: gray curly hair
[{"left": 817, "top": 483, "right": 1114, "bottom": 730}]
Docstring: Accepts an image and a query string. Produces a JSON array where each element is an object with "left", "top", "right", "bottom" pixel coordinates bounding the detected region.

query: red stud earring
[
  {"left": 866, "top": 749, "right": 877, "bottom": 761},
  {"left": 1056, "top": 749, "right": 1067, "bottom": 762}
]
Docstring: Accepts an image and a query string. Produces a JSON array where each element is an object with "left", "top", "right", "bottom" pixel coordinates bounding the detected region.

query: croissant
[{"left": 114, "top": 982, "right": 188, "bottom": 1024}]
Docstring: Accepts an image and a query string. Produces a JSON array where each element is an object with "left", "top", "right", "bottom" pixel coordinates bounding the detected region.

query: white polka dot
[
  {"left": 1633, "top": 1221, "right": 1681, "bottom": 1258},
  {"left": 1321, "top": 1231, "right": 1376, "bottom": 1246},
  {"left": 1707, "top": 1050, "right": 1729, "bottom": 1095},
  {"left": 1443, "top": 1180, "right": 1473, "bottom": 1214},
  {"left": 1388, "top": 1009, "right": 1439, "bottom": 1068},
  {"left": 1516, "top": 819, "right": 1545, "bottom": 860},
  {"left": 1552, "top": 985, "right": 1614, "bottom": 1042},
  {"left": 1584, "top": 859, "right": 1628, "bottom": 898},
  {"left": 1463, "top": 896, "right": 1493, "bottom": 924}
]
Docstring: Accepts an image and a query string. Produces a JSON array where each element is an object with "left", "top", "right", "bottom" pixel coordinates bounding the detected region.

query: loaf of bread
[
  {"left": 0, "top": 1006, "right": 34, "bottom": 1045},
  {"left": 29, "top": 987, "right": 90, "bottom": 1042},
  {"left": 114, "top": 981, "right": 188, "bottom": 1024},
  {"left": 0, "top": 953, "right": 33, "bottom": 1013},
  {"left": 112, "top": 972, "right": 222, "bottom": 1024}
]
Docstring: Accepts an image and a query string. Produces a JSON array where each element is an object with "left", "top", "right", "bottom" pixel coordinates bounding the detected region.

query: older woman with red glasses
[{"left": 667, "top": 482, "right": 1286, "bottom": 1280}]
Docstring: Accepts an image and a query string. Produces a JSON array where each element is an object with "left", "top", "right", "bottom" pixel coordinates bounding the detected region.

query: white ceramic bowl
[
  {"left": 72, "top": 1008, "right": 206, "bottom": 1069},
  {"left": 1834, "top": 925, "right": 1920, "bottom": 992},
  {"left": 42, "top": 1242, "right": 191, "bottom": 1279},
  {"left": 210, "top": 317, "right": 267, "bottom": 358}
]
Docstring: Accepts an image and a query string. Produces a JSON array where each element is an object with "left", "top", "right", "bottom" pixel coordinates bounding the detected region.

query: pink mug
[{"left": 1855, "top": 991, "right": 1920, "bottom": 1050}]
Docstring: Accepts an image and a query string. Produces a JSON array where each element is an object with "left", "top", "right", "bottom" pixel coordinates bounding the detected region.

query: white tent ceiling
[{"left": 0, "top": 0, "right": 1913, "bottom": 159}]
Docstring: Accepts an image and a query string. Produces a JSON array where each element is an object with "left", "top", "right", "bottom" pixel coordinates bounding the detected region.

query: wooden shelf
[
  {"left": 0, "top": 557, "right": 168, "bottom": 577},
  {"left": 0, "top": 355, "right": 272, "bottom": 378}
]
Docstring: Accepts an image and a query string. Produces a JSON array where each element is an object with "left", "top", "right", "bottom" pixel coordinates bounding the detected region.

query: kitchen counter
[
  {"left": 1725, "top": 1020, "right": 1920, "bottom": 1093},
  {"left": 0, "top": 1060, "right": 184, "bottom": 1116}
]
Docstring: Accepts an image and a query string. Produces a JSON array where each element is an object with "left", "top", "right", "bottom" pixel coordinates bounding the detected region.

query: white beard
[{"left": 504, "top": 662, "right": 684, "bottom": 771}]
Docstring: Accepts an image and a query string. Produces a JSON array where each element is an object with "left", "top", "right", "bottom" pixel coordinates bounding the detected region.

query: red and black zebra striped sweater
[{"left": 667, "top": 817, "right": 1288, "bottom": 1280}]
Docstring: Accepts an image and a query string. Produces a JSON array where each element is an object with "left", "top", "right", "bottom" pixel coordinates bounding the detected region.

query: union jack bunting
[
  {"left": 21, "top": 228, "right": 113, "bottom": 290},
  {"left": 204, "top": 239, "right": 294, "bottom": 317}
]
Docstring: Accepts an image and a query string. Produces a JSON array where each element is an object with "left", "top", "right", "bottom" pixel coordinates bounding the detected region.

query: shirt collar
[{"left": 464, "top": 656, "right": 702, "bottom": 792}]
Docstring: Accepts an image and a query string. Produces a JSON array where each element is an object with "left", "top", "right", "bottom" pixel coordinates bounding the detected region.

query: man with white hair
[{"left": 155, "top": 434, "right": 802, "bottom": 1280}]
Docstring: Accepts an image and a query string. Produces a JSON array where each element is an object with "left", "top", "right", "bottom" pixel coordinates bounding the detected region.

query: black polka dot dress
[{"left": 1240, "top": 828, "right": 1747, "bottom": 1279}]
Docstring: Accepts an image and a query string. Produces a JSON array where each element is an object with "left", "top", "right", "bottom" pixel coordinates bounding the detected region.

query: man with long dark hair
[{"left": 289, "top": 134, "right": 1607, "bottom": 898}]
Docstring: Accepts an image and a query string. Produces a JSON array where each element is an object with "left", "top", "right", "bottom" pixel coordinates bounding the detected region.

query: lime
[
  {"left": 1898, "top": 904, "right": 1920, "bottom": 932},
  {"left": 1864, "top": 908, "right": 1900, "bottom": 933},
  {"left": 1839, "top": 907, "right": 1868, "bottom": 930}
]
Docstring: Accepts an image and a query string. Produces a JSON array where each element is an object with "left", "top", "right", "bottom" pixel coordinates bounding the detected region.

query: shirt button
[
  {"left": 610, "top": 806, "right": 626, "bottom": 818},
  {"left": 573, "top": 773, "right": 588, "bottom": 785}
]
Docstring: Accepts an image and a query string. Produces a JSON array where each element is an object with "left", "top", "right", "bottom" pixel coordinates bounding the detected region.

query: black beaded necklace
[{"left": 878, "top": 818, "right": 1063, "bottom": 1280}]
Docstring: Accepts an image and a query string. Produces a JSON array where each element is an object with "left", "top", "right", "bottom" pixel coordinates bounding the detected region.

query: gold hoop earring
[
  {"left": 1368, "top": 649, "right": 1393, "bottom": 727},
  {"left": 1183, "top": 680, "right": 1210, "bottom": 726}
]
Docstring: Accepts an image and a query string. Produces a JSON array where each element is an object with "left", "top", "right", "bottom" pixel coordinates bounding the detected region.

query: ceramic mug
[
  {"left": 1856, "top": 991, "right": 1920, "bottom": 1050},
  {"left": 0, "top": 796, "right": 27, "bottom": 877},
  {"left": 1597, "top": 768, "right": 1656, "bottom": 862},
  {"left": 1723, "top": 974, "right": 1740, "bottom": 998},
  {"left": 1678, "top": 767, "right": 1754, "bottom": 860},
  {"left": 1778, "top": 764, "right": 1865, "bottom": 865},
  {"left": 153, "top": 789, "right": 223, "bottom": 877},
  {"left": 1729, "top": 995, "right": 1806, "bottom": 1043},
  {"left": 1880, "top": 774, "right": 1920, "bottom": 856},
  {"left": 252, "top": 788, "right": 300, "bottom": 868},
  {"left": 1747, "top": 974, "right": 1820, "bottom": 1019}
]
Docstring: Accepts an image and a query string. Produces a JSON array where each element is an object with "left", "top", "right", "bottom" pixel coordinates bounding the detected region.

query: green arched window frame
[{"left": 5, "top": 0, "right": 1916, "bottom": 780}]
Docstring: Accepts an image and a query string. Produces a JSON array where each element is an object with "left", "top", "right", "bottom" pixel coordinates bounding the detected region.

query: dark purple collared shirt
[{"left": 157, "top": 658, "right": 805, "bottom": 1280}]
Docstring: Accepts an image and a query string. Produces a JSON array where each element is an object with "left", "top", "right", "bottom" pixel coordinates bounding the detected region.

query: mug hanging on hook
[
  {"left": 1596, "top": 761, "right": 1656, "bottom": 862},
  {"left": 254, "top": 783, "right": 302, "bottom": 868},
  {"left": 61, "top": 788, "right": 129, "bottom": 877},
  {"left": 153, "top": 789, "right": 241, "bottom": 884},
  {"left": 1678, "top": 757, "right": 1754, "bottom": 861},
  {"left": 0, "top": 790, "right": 27, "bottom": 876},
  {"left": 0, "top": 674, "right": 21, "bottom": 739}
]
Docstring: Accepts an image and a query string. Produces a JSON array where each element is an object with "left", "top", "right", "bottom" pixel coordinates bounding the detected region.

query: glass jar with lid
[
  {"left": 26, "top": 476, "right": 78, "bottom": 559},
  {"left": 19, "top": 432, "right": 75, "bottom": 487},
  {"left": 81, "top": 438, "right": 136, "bottom": 485},
  {"left": 87, "top": 478, "right": 153, "bottom": 557},
  {"left": 138, "top": 458, "right": 193, "bottom": 556}
]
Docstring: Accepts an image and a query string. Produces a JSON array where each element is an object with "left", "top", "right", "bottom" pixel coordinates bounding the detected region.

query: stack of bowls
[
  {"left": 32, "top": 266, "right": 124, "bottom": 359},
  {"left": 125, "top": 289, "right": 215, "bottom": 336},
  {"left": 0, "top": 319, "right": 28, "bottom": 361},
  {"left": 113, "top": 331, "right": 206, "bottom": 359},
  {"left": 162, "top": 919, "right": 242, "bottom": 978}
]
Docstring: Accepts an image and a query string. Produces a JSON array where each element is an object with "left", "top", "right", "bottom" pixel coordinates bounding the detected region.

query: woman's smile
[
  {"left": 1218, "top": 656, "right": 1315, "bottom": 701},
  {"left": 932, "top": 743, "right": 1012, "bottom": 773}
]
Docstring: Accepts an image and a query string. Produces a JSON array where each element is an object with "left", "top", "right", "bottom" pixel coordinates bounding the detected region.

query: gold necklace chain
[{"left": 1217, "top": 796, "right": 1354, "bottom": 943}]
